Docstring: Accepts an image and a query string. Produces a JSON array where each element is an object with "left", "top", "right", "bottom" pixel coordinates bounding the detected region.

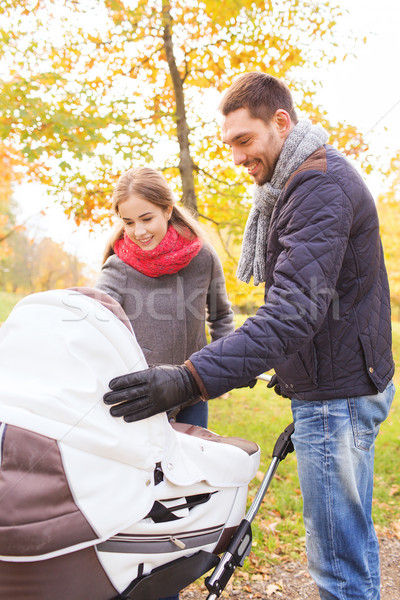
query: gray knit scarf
[{"left": 236, "top": 119, "right": 329, "bottom": 285}]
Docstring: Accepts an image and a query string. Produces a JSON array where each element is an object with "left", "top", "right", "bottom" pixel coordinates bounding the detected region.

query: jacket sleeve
[
  {"left": 205, "top": 244, "right": 235, "bottom": 341},
  {"left": 189, "top": 172, "right": 354, "bottom": 399},
  {"left": 94, "top": 255, "right": 127, "bottom": 308}
]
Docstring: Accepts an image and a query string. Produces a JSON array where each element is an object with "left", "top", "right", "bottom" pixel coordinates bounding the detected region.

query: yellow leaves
[
  {"left": 389, "top": 484, "right": 400, "bottom": 497},
  {"left": 0, "top": 144, "right": 26, "bottom": 206},
  {"left": 392, "top": 521, "right": 400, "bottom": 540},
  {"left": 0, "top": 0, "right": 374, "bottom": 285},
  {"left": 377, "top": 167, "right": 400, "bottom": 318},
  {"left": 255, "top": 470, "right": 266, "bottom": 482},
  {"left": 0, "top": 215, "right": 10, "bottom": 240},
  {"left": 265, "top": 582, "right": 283, "bottom": 596},
  {"left": 376, "top": 212, "right": 399, "bottom": 272},
  {"left": 202, "top": 0, "right": 242, "bottom": 25},
  {"left": 377, "top": 519, "right": 400, "bottom": 541}
]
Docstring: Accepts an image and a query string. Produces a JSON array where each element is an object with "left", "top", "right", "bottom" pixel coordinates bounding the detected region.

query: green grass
[
  {"left": 373, "top": 320, "right": 400, "bottom": 529},
  {"left": 209, "top": 385, "right": 304, "bottom": 567},
  {"left": 0, "top": 291, "right": 24, "bottom": 323}
]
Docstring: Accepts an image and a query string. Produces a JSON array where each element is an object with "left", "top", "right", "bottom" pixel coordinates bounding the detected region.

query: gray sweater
[{"left": 95, "top": 243, "right": 234, "bottom": 365}]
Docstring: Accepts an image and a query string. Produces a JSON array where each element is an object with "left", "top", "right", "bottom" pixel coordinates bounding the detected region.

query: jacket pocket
[
  {"left": 275, "top": 343, "right": 318, "bottom": 394},
  {"left": 358, "top": 326, "right": 392, "bottom": 393}
]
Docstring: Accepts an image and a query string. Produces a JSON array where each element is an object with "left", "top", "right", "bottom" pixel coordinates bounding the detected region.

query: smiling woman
[
  {"left": 102, "top": 167, "right": 205, "bottom": 279},
  {"left": 94, "top": 167, "right": 234, "bottom": 409},
  {"left": 118, "top": 195, "right": 172, "bottom": 251}
]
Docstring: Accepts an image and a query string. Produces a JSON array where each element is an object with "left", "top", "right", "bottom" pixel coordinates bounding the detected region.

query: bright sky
[
  {"left": 313, "top": 0, "right": 400, "bottom": 166},
  {"left": 15, "top": 0, "right": 400, "bottom": 276}
]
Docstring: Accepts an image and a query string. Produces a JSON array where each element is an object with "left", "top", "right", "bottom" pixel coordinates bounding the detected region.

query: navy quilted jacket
[{"left": 189, "top": 146, "right": 394, "bottom": 401}]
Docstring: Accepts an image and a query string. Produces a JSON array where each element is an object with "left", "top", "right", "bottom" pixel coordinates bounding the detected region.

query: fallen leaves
[
  {"left": 265, "top": 581, "right": 283, "bottom": 596},
  {"left": 391, "top": 520, "right": 400, "bottom": 540}
]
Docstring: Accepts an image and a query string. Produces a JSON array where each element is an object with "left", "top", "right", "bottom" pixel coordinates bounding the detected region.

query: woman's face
[{"left": 118, "top": 194, "right": 172, "bottom": 251}]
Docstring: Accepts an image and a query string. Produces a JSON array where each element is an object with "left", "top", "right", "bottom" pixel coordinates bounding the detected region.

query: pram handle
[
  {"left": 256, "top": 373, "right": 272, "bottom": 382},
  {"left": 205, "top": 422, "right": 294, "bottom": 599}
]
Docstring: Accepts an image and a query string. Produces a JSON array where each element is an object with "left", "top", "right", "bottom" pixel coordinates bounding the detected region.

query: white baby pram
[{"left": 0, "top": 288, "right": 262, "bottom": 600}]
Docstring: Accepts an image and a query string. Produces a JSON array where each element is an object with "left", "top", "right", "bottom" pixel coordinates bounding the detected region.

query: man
[{"left": 104, "top": 72, "right": 395, "bottom": 600}]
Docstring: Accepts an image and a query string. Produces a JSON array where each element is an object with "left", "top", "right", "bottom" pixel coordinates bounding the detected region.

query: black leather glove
[
  {"left": 237, "top": 378, "right": 257, "bottom": 389},
  {"left": 267, "top": 374, "right": 289, "bottom": 398},
  {"left": 103, "top": 364, "right": 201, "bottom": 422}
]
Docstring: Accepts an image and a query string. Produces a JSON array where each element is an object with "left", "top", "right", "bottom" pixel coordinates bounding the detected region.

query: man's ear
[{"left": 274, "top": 109, "right": 293, "bottom": 138}]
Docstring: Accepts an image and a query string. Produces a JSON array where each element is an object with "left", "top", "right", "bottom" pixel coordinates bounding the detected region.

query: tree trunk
[{"left": 162, "top": 0, "right": 197, "bottom": 216}]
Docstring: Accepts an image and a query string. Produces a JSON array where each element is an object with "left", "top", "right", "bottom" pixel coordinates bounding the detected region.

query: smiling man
[
  {"left": 220, "top": 75, "right": 297, "bottom": 186},
  {"left": 222, "top": 106, "right": 288, "bottom": 184},
  {"left": 103, "top": 72, "right": 395, "bottom": 600}
]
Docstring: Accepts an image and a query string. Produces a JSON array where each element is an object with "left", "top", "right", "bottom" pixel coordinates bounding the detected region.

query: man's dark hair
[{"left": 219, "top": 72, "right": 298, "bottom": 124}]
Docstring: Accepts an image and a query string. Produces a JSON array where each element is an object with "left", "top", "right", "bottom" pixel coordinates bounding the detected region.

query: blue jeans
[
  {"left": 175, "top": 399, "right": 208, "bottom": 428},
  {"left": 159, "top": 401, "right": 208, "bottom": 600},
  {"left": 291, "top": 382, "right": 395, "bottom": 600}
]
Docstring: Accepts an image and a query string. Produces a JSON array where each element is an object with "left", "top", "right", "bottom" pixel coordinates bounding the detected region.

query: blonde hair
[{"left": 103, "top": 167, "right": 204, "bottom": 263}]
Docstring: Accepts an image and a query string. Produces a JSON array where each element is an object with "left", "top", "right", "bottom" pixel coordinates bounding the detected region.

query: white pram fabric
[{"left": 0, "top": 289, "right": 259, "bottom": 599}]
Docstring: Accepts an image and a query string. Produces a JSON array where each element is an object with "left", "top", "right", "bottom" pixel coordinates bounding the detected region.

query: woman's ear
[{"left": 166, "top": 206, "right": 173, "bottom": 220}]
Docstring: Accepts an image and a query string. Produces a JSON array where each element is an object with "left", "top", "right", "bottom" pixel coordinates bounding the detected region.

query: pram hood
[{"left": 0, "top": 289, "right": 259, "bottom": 562}]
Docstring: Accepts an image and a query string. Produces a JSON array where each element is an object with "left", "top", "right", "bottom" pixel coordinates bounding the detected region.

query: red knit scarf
[{"left": 114, "top": 225, "right": 203, "bottom": 277}]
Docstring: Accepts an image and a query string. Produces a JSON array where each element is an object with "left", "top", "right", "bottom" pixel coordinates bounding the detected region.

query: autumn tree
[
  {"left": 0, "top": 143, "right": 24, "bottom": 253},
  {"left": 0, "top": 232, "right": 89, "bottom": 293},
  {"left": 0, "top": 0, "right": 367, "bottom": 305},
  {"left": 377, "top": 151, "right": 400, "bottom": 320}
]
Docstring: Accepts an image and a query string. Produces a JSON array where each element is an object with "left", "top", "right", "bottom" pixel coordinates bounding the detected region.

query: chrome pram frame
[{"left": 118, "top": 422, "right": 294, "bottom": 600}]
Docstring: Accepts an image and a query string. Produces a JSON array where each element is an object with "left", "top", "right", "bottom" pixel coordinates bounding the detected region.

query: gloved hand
[
  {"left": 103, "top": 364, "right": 201, "bottom": 422},
  {"left": 266, "top": 374, "right": 289, "bottom": 398},
  {"left": 238, "top": 378, "right": 257, "bottom": 389}
]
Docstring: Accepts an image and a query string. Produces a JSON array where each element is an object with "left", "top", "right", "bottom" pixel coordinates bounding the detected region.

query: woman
[{"left": 96, "top": 166, "right": 234, "bottom": 431}]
